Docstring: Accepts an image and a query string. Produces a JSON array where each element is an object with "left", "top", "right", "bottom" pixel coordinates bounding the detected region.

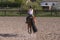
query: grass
[
  {"left": 0, "top": 11, "right": 60, "bottom": 17},
  {"left": 35, "top": 11, "right": 60, "bottom": 17}
]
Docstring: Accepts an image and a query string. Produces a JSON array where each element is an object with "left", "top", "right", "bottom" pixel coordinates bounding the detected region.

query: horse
[{"left": 26, "top": 16, "right": 37, "bottom": 34}]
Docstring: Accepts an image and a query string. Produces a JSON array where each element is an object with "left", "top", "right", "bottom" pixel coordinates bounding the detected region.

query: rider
[{"left": 26, "top": 6, "right": 36, "bottom": 24}]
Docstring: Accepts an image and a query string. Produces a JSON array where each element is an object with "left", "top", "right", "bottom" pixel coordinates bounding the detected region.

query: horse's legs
[
  {"left": 30, "top": 24, "right": 32, "bottom": 34},
  {"left": 28, "top": 23, "right": 32, "bottom": 34}
]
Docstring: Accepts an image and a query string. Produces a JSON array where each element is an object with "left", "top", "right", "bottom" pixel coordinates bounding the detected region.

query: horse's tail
[{"left": 32, "top": 19, "right": 37, "bottom": 33}]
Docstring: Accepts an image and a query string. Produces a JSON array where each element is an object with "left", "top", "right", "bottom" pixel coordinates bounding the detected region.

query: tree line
[
  {"left": 0, "top": 0, "right": 23, "bottom": 8},
  {"left": 0, "top": 0, "right": 42, "bottom": 10}
]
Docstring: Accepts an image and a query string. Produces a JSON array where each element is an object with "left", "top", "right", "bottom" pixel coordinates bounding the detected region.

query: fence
[
  {"left": 35, "top": 10, "right": 60, "bottom": 17},
  {"left": 0, "top": 9, "right": 60, "bottom": 17}
]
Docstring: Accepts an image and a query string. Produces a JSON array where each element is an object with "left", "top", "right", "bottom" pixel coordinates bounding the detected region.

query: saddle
[
  {"left": 26, "top": 16, "right": 33, "bottom": 23},
  {"left": 26, "top": 15, "right": 36, "bottom": 24}
]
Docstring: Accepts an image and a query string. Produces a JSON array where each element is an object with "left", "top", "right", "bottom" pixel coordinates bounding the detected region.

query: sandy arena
[{"left": 0, "top": 17, "right": 60, "bottom": 40}]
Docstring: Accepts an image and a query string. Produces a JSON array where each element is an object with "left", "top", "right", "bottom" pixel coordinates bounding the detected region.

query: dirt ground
[{"left": 0, "top": 17, "right": 60, "bottom": 40}]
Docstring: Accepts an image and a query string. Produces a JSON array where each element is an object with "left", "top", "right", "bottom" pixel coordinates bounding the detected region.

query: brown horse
[{"left": 26, "top": 16, "right": 37, "bottom": 34}]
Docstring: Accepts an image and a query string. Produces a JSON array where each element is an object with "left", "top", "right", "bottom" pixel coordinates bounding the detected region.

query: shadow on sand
[{"left": 0, "top": 34, "right": 17, "bottom": 37}]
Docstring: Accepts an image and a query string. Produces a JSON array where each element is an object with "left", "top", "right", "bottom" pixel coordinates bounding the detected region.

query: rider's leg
[{"left": 26, "top": 15, "right": 30, "bottom": 23}]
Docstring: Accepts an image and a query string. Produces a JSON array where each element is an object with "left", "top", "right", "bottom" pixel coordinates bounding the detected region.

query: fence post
[
  {"left": 4, "top": 10, "right": 6, "bottom": 16},
  {"left": 54, "top": 9, "right": 57, "bottom": 16},
  {"left": 51, "top": 6, "right": 53, "bottom": 16}
]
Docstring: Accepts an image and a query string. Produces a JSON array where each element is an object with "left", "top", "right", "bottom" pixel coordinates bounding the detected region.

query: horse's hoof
[{"left": 28, "top": 31, "right": 32, "bottom": 34}]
